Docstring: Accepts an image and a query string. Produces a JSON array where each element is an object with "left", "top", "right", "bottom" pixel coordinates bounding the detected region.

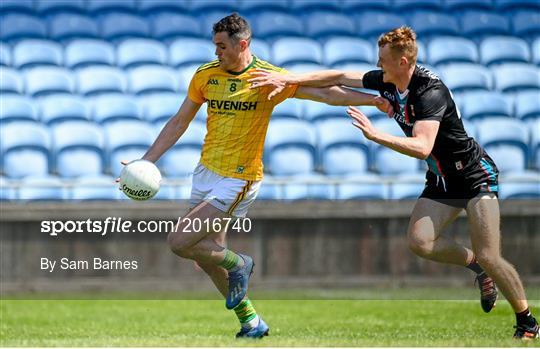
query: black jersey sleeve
[
  {"left": 413, "top": 86, "right": 448, "bottom": 122},
  {"left": 362, "top": 70, "right": 384, "bottom": 91}
]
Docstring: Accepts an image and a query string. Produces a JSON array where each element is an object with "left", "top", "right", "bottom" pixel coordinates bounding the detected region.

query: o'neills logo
[
  {"left": 208, "top": 99, "right": 257, "bottom": 111},
  {"left": 122, "top": 184, "right": 152, "bottom": 198}
]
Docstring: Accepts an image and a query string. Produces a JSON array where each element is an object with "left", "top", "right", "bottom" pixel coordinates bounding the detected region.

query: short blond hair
[{"left": 378, "top": 26, "right": 418, "bottom": 66}]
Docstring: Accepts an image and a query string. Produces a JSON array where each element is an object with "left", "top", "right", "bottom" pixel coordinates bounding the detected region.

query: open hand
[
  {"left": 347, "top": 106, "right": 379, "bottom": 141},
  {"left": 248, "top": 69, "right": 290, "bottom": 100}
]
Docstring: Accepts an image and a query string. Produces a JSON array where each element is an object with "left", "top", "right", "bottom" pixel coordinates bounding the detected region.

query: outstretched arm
[
  {"left": 249, "top": 69, "right": 365, "bottom": 100},
  {"left": 294, "top": 86, "right": 392, "bottom": 113},
  {"left": 347, "top": 107, "right": 439, "bottom": 160},
  {"left": 142, "top": 97, "right": 202, "bottom": 163}
]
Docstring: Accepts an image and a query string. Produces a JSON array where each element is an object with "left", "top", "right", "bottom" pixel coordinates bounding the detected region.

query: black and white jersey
[{"left": 362, "top": 65, "right": 484, "bottom": 177}]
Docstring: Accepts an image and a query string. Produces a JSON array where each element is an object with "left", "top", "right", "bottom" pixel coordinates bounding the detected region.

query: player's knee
[
  {"left": 408, "top": 229, "right": 434, "bottom": 257},
  {"left": 167, "top": 233, "right": 193, "bottom": 259},
  {"left": 475, "top": 252, "right": 501, "bottom": 271}
]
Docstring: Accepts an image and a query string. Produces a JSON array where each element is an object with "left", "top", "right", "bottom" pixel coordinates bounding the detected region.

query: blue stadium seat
[
  {"left": 128, "top": 66, "right": 181, "bottom": 95},
  {"left": 480, "top": 36, "right": 530, "bottom": 66},
  {"left": 0, "top": 14, "right": 47, "bottom": 42},
  {"left": 515, "top": 91, "right": 540, "bottom": 120},
  {"left": 494, "top": 0, "right": 540, "bottom": 11},
  {"left": 428, "top": 36, "right": 478, "bottom": 66},
  {"left": 100, "top": 13, "right": 150, "bottom": 42},
  {"left": 291, "top": 0, "right": 341, "bottom": 13},
  {"left": 265, "top": 119, "right": 317, "bottom": 176},
  {"left": 169, "top": 38, "right": 215, "bottom": 67},
  {"left": 0, "top": 121, "right": 50, "bottom": 178},
  {"left": 389, "top": 173, "right": 426, "bottom": 200},
  {"left": 105, "top": 121, "right": 155, "bottom": 176},
  {"left": 65, "top": 39, "right": 115, "bottom": 69},
  {"left": 87, "top": 0, "right": 136, "bottom": 14},
  {"left": 372, "top": 119, "right": 421, "bottom": 175},
  {"left": 410, "top": 11, "right": 460, "bottom": 39},
  {"left": 49, "top": 13, "right": 99, "bottom": 42},
  {"left": 306, "top": 12, "right": 356, "bottom": 39},
  {"left": 356, "top": 12, "right": 406, "bottom": 40},
  {"left": 257, "top": 177, "right": 280, "bottom": 200},
  {"left": 71, "top": 175, "right": 119, "bottom": 200},
  {"left": 40, "top": 95, "right": 90, "bottom": 125},
  {"left": 190, "top": 0, "right": 239, "bottom": 13},
  {"left": 460, "top": 91, "right": 512, "bottom": 120},
  {"left": 0, "top": 176, "right": 14, "bottom": 201},
  {"left": 476, "top": 118, "right": 529, "bottom": 173},
  {"left": 461, "top": 11, "right": 510, "bottom": 41},
  {"left": 117, "top": 39, "right": 167, "bottom": 69},
  {"left": 304, "top": 103, "right": 347, "bottom": 123},
  {"left": 253, "top": 12, "right": 304, "bottom": 40},
  {"left": 534, "top": 38, "right": 540, "bottom": 66},
  {"left": 512, "top": 11, "right": 540, "bottom": 39},
  {"left": 178, "top": 64, "right": 202, "bottom": 85},
  {"left": 462, "top": 119, "right": 477, "bottom": 139},
  {"left": 336, "top": 174, "right": 388, "bottom": 200},
  {"left": 25, "top": 67, "right": 75, "bottom": 97},
  {"left": 239, "top": 0, "right": 289, "bottom": 13},
  {"left": 271, "top": 98, "right": 304, "bottom": 120},
  {"left": 317, "top": 119, "right": 370, "bottom": 176},
  {"left": 282, "top": 174, "right": 335, "bottom": 200},
  {"left": 499, "top": 171, "right": 540, "bottom": 199},
  {"left": 531, "top": 119, "right": 540, "bottom": 169},
  {"left": 282, "top": 63, "right": 329, "bottom": 74},
  {"left": 36, "top": 0, "right": 85, "bottom": 15},
  {"left": 18, "top": 176, "right": 65, "bottom": 201},
  {"left": 1, "top": 43, "right": 11, "bottom": 66},
  {"left": 331, "top": 63, "right": 378, "bottom": 76},
  {"left": 272, "top": 38, "right": 323, "bottom": 66},
  {"left": 13, "top": 40, "right": 63, "bottom": 69},
  {"left": 342, "top": 0, "right": 391, "bottom": 12},
  {"left": 250, "top": 39, "right": 271, "bottom": 61},
  {"left": 92, "top": 94, "right": 141, "bottom": 124},
  {"left": 140, "top": 92, "right": 184, "bottom": 124},
  {"left": 151, "top": 13, "right": 202, "bottom": 41},
  {"left": 137, "top": 0, "right": 190, "bottom": 14},
  {"left": 0, "top": 95, "right": 37, "bottom": 123},
  {"left": 0, "top": 0, "right": 35, "bottom": 14},
  {"left": 324, "top": 38, "right": 374, "bottom": 66},
  {"left": 393, "top": 0, "right": 442, "bottom": 11},
  {"left": 444, "top": 0, "right": 493, "bottom": 12},
  {"left": 52, "top": 121, "right": 106, "bottom": 178},
  {"left": 439, "top": 63, "right": 492, "bottom": 93},
  {"left": 493, "top": 64, "right": 540, "bottom": 93},
  {"left": 160, "top": 123, "right": 205, "bottom": 178},
  {"left": 0, "top": 68, "right": 23, "bottom": 94},
  {"left": 76, "top": 66, "right": 127, "bottom": 96},
  {"left": 200, "top": 11, "right": 234, "bottom": 39}
]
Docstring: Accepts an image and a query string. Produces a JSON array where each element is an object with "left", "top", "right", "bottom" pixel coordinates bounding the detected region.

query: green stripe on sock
[
  {"left": 233, "top": 298, "right": 257, "bottom": 323},
  {"left": 218, "top": 249, "right": 241, "bottom": 270}
]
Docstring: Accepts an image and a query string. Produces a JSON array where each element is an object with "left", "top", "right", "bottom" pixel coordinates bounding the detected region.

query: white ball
[{"left": 119, "top": 160, "right": 161, "bottom": 201}]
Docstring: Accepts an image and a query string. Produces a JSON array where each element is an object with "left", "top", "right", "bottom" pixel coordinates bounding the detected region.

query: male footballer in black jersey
[{"left": 249, "top": 26, "right": 538, "bottom": 340}]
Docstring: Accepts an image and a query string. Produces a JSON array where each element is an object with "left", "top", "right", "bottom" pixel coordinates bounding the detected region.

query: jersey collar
[{"left": 227, "top": 55, "right": 257, "bottom": 76}]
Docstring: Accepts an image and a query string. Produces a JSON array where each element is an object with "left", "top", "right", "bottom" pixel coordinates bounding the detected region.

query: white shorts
[{"left": 189, "top": 163, "right": 261, "bottom": 218}]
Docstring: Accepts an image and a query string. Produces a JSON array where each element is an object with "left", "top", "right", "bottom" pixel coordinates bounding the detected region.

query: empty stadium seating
[{"left": 1, "top": 1, "right": 538, "bottom": 200}]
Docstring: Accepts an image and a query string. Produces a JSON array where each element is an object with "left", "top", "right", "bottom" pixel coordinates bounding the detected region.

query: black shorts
[{"left": 419, "top": 154, "right": 499, "bottom": 208}]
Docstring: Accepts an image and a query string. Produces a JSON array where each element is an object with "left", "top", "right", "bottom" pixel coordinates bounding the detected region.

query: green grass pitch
[{"left": 1, "top": 290, "right": 539, "bottom": 347}]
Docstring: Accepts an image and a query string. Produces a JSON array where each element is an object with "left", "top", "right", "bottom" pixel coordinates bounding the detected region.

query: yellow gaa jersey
[{"left": 187, "top": 56, "right": 297, "bottom": 181}]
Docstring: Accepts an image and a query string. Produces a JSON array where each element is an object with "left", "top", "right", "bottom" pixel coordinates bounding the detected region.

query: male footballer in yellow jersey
[{"left": 126, "top": 13, "right": 388, "bottom": 338}]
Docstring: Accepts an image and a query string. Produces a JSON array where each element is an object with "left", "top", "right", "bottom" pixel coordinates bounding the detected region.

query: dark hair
[{"left": 212, "top": 13, "right": 251, "bottom": 43}]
